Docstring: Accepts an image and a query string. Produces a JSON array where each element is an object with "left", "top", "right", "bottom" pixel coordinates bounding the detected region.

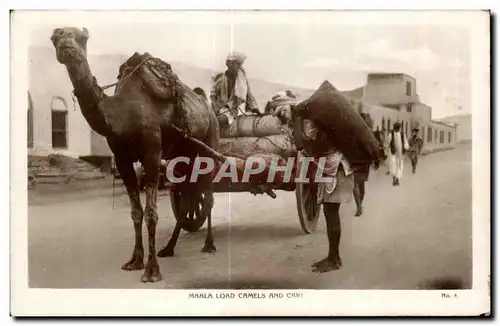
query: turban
[
  {"left": 226, "top": 51, "right": 247, "bottom": 65},
  {"left": 270, "top": 90, "right": 297, "bottom": 109},
  {"left": 269, "top": 90, "right": 297, "bottom": 124}
]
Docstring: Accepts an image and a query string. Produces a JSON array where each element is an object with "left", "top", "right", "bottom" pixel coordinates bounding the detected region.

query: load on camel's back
[{"left": 116, "top": 52, "right": 215, "bottom": 141}]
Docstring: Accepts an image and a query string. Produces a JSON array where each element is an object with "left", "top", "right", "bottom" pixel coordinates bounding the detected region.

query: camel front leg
[
  {"left": 114, "top": 157, "right": 144, "bottom": 271},
  {"left": 141, "top": 147, "right": 163, "bottom": 283}
]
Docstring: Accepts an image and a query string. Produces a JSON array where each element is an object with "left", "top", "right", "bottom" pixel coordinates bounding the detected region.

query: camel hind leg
[
  {"left": 158, "top": 114, "right": 219, "bottom": 257},
  {"left": 158, "top": 222, "right": 182, "bottom": 257},
  {"left": 201, "top": 113, "right": 219, "bottom": 254},
  {"left": 201, "top": 191, "right": 216, "bottom": 253}
]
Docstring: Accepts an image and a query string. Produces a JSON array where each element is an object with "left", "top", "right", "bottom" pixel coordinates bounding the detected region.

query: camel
[{"left": 51, "top": 27, "right": 220, "bottom": 283}]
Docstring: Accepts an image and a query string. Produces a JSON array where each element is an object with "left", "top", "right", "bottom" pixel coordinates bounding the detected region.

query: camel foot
[
  {"left": 121, "top": 258, "right": 144, "bottom": 271},
  {"left": 311, "top": 257, "right": 342, "bottom": 273},
  {"left": 157, "top": 246, "right": 175, "bottom": 258},
  {"left": 201, "top": 242, "right": 217, "bottom": 254},
  {"left": 140, "top": 262, "right": 163, "bottom": 283},
  {"left": 354, "top": 206, "right": 363, "bottom": 217}
]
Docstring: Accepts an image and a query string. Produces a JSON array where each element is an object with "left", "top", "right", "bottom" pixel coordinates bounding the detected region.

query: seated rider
[{"left": 210, "top": 51, "right": 260, "bottom": 127}]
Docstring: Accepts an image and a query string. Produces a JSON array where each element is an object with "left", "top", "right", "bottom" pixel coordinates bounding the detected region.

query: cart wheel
[
  {"left": 296, "top": 182, "right": 321, "bottom": 234},
  {"left": 170, "top": 190, "right": 209, "bottom": 232},
  {"left": 295, "top": 151, "right": 321, "bottom": 234}
]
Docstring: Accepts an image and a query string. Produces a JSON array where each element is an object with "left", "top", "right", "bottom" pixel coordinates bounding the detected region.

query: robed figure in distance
[{"left": 386, "top": 122, "right": 410, "bottom": 186}]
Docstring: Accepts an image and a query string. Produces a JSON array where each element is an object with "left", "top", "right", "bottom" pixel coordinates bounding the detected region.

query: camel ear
[{"left": 82, "top": 27, "right": 89, "bottom": 38}]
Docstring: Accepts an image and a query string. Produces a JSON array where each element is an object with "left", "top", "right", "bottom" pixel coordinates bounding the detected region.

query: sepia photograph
[{"left": 10, "top": 8, "right": 490, "bottom": 316}]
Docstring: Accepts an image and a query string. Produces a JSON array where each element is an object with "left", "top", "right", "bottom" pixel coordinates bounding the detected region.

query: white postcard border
[{"left": 9, "top": 9, "right": 491, "bottom": 316}]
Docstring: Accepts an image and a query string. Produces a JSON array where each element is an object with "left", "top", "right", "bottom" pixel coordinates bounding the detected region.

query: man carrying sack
[
  {"left": 293, "top": 80, "right": 382, "bottom": 273},
  {"left": 297, "top": 116, "right": 354, "bottom": 273},
  {"left": 210, "top": 51, "right": 260, "bottom": 127}
]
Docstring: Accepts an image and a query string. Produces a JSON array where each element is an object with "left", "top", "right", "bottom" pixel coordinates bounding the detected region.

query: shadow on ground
[
  {"left": 415, "top": 276, "right": 470, "bottom": 290},
  {"left": 159, "top": 222, "right": 308, "bottom": 244}
]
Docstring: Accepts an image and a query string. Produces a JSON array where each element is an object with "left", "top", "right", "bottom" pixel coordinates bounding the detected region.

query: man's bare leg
[{"left": 312, "top": 203, "right": 342, "bottom": 273}]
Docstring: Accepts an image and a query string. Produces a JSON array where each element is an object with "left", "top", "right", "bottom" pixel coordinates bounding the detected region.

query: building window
[
  {"left": 448, "top": 132, "right": 452, "bottom": 143},
  {"left": 435, "top": 130, "right": 438, "bottom": 142},
  {"left": 406, "top": 81, "right": 411, "bottom": 96},
  {"left": 51, "top": 96, "right": 68, "bottom": 149},
  {"left": 387, "top": 118, "right": 391, "bottom": 132},
  {"left": 381, "top": 117, "right": 385, "bottom": 132},
  {"left": 427, "top": 127, "right": 432, "bottom": 143},
  {"left": 406, "top": 104, "right": 413, "bottom": 113},
  {"left": 440, "top": 131, "right": 444, "bottom": 144},
  {"left": 28, "top": 92, "right": 34, "bottom": 148},
  {"left": 405, "top": 121, "right": 409, "bottom": 135}
]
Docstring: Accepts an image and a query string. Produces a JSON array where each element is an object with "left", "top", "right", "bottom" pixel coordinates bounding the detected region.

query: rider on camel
[{"left": 210, "top": 51, "right": 260, "bottom": 127}]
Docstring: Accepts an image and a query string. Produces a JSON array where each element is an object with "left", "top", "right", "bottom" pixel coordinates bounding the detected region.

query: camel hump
[{"left": 118, "top": 52, "right": 183, "bottom": 101}]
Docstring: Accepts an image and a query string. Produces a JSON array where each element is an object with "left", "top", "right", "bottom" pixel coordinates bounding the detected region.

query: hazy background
[{"left": 28, "top": 12, "right": 471, "bottom": 119}]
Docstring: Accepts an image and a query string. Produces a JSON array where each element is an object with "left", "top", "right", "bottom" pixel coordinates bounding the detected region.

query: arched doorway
[{"left": 51, "top": 96, "right": 69, "bottom": 149}]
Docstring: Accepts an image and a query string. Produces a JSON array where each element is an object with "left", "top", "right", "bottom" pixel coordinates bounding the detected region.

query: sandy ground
[{"left": 28, "top": 142, "right": 472, "bottom": 289}]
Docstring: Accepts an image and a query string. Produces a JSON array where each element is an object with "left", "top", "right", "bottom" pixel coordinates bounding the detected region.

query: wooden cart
[{"left": 168, "top": 150, "right": 321, "bottom": 234}]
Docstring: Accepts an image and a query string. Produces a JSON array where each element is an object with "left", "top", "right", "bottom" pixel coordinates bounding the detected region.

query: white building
[
  {"left": 343, "top": 73, "right": 457, "bottom": 153},
  {"left": 28, "top": 46, "right": 121, "bottom": 166}
]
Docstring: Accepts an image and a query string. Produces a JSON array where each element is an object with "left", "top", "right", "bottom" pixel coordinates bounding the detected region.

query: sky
[{"left": 27, "top": 11, "right": 474, "bottom": 119}]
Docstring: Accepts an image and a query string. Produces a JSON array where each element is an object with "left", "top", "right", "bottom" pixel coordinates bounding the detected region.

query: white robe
[{"left": 387, "top": 131, "right": 409, "bottom": 179}]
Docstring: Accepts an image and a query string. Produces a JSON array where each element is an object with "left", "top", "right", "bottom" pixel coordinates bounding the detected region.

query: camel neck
[{"left": 65, "top": 60, "right": 110, "bottom": 136}]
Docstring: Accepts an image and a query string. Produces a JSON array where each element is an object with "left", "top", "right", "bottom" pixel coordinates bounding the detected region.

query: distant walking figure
[
  {"left": 386, "top": 122, "right": 409, "bottom": 186},
  {"left": 408, "top": 127, "right": 424, "bottom": 174}
]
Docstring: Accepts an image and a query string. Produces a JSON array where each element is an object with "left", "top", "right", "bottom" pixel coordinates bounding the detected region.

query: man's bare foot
[{"left": 311, "top": 257, "right": 342, "bottom": 273}]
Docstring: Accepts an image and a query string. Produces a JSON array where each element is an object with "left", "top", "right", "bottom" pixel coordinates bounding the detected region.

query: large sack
[
  {"left": 220, "top": 115, "right": 290, "bottom": 138},
  {"left": 218, "top": 134, "right": 297, "bottom": 159},
  {"left": 294, "top": 80, "right": 381, "bottom": 164}
]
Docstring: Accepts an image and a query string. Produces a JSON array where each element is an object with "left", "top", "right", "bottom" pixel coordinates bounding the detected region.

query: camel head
[{"left": 51, "top": 27, "right": 89, "bottom": 64}]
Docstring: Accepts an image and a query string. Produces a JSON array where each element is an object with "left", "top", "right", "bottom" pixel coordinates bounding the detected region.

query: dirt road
[{"left": 28, "top": 143, "right": 472, "bottom": 289}]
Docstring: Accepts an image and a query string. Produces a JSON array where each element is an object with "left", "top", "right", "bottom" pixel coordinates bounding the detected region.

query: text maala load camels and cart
[{"left": 51, "top": 27, "right": 383, "bottom": 283}]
